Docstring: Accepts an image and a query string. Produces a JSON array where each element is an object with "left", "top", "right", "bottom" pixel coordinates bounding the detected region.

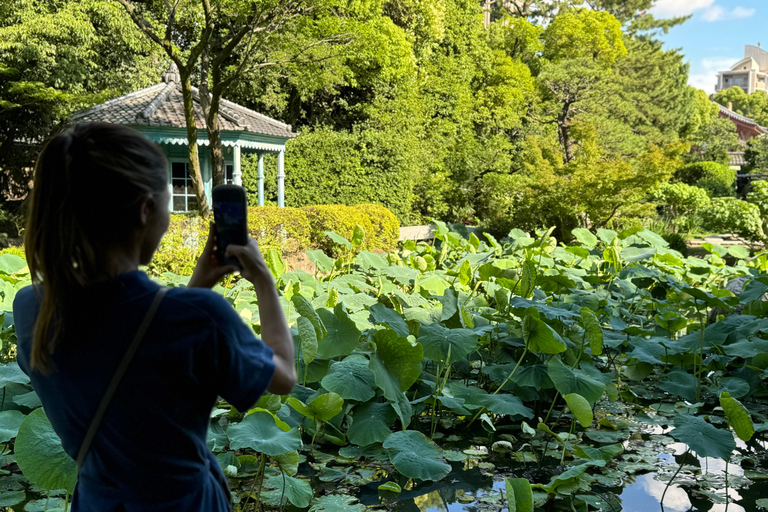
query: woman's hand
[
  {"left": 188, "top": 222, "right": 238, "bottom": 289},
  {"left": 224, "top": 238, "right": 271, "bottom": 284}
]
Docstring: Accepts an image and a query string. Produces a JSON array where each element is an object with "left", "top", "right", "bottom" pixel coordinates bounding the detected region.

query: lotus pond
[{"left": 1, "top": 223, "right": 768, "bottom": 512}]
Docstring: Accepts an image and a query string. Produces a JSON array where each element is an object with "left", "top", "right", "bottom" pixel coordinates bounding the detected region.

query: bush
[
  {"left": 241, "top": 127, "right": 416, "bottom": 224},
  {"left": 0, "top": 246, "right": 25, "bottom": 258},
  {"left": 302, "top": 205, "right": 377, "bottom": 254},
  {"left": 700, "top": 197, "right": 764, "bottom": 241},
  {"left": 746, "top": 180, "right": 768, "bottom": 214},
  {"left": 248, "top": 207, "right": 312, "bottom": 254},
  {"left": 650, "top": 183, "right": 711, "bottom": 217},
  {"left": 355, "top": 203, "right": 400, "bottom": 251},
  {"left": 148, "top": 204, "right": 400, "bottom": 275},
  {"left": 674, "top": 161, "right": 735, "bottom": 197},
  {"left": 149, "top": 214, "right": 207, "bottom": 276}
]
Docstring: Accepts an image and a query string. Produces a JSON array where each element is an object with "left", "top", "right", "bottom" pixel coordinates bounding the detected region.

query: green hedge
[
  {"left": 241, "top": 126, "right": 415, "bottom": 223},
  {"left": 673, "top": 161, "right": 735, "bottom": 197},
  {"left": 700, "top": 197, "right": 764, "bottom": 241},
  {"left": 150, "top": 204, "right": 400, "bottom": 275}
]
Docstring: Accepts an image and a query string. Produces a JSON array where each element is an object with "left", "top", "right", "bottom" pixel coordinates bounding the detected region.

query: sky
[{"left": 649, "top": 0, "right": 764, "bottom": 94}]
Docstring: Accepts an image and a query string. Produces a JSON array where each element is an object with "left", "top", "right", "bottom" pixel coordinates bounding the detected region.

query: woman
[{"left": 12, "top": 123, "right": 296, "bottom": 511}]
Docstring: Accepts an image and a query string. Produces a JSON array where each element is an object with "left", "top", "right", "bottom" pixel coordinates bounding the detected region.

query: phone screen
[{"left": 213, "top": 186, "right": 247, "bottom": 266}]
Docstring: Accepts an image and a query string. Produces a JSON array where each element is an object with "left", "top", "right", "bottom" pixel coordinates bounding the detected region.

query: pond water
[{"left": 330, "top": 405, "right": 768, "bottom": 512}]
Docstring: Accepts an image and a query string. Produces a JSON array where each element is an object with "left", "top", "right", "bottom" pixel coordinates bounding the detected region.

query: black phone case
[{"left": 212, "top": 185, "right": 248, "bottom": 266}]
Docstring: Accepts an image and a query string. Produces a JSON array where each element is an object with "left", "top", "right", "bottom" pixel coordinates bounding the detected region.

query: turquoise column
[
  {"left": 257, "top": 152, "right": 265, "bottom": 206},
  {"left": 277, "top": 150, "right": 285, "bottom": 207}
]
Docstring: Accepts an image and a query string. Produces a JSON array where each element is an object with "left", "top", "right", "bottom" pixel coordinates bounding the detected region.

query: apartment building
[{"left": 715, "top": 45, "right": 768, "bottom": 94}]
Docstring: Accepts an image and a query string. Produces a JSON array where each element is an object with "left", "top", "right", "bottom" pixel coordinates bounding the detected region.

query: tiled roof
[
  {"left": 717, "top": 103, "right": 768, "bottom": 132},
  {"left": 70, "top": 67, "right": 297, "bottom": 139},
  {"left": 729, "top": 151, "right": 746, "bottom": 166}
]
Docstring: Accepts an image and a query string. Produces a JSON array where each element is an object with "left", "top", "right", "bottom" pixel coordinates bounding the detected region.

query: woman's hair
[{"left": 25, "top": 123, "right": 168, "bottom": 372}]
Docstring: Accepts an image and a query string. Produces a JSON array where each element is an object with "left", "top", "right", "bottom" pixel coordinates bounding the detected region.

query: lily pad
[{"left": 382, "top": 430, "right": 451, "bottom": 481}]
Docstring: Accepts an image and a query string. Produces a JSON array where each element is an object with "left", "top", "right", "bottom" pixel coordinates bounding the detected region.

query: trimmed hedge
[{"left": 149, "top": 204, "right": 400, "bottom": 275}]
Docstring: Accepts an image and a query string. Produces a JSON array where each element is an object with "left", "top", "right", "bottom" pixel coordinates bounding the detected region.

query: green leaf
[
  {"left": 369, "top": 303, "right": 409, "bottom": 337},
  {"left": 547, "top": 356, "right": 605, "bottom": 403},
  {"left": 728, "top": 245, "right": 750, "bottom": 259},
  {"left": 23, "top": 497, "right": 68, "bottom": 511},
  {"left": 720, "top": 392, "right": 754, "bottom": 442},
  {"left": 273, "top": 451, "right": 300, "bottom": 477},
  {"left": 0, "top": 255, "right": 27, "bottom": 275},
  {"left": 382, "top": 430, "right": 451, "bottom": 481},
  {"left": 309, "top": 494, "right": 366, "bottom": 512},
  {"left": 227, "top": 411, "right": 302, "bottom": 456},
  {"left": 378, "top": 481, "right": 402, "bottom": 493},
  {"left": 292, "top": 296, "right": 327, "bottom": 339},
  {"left": 324, "top": 231, "right": 352, "bottom": 249},
  {"left": 0, "top": 410, "right": 25, "bottom": 443},
  {"left": 347, "top": 402, "right": 396, "bottom": 446},
  {"left": 670, "top": 414, "right": 736, "bottom": 461},
  {"left": 657, "top": 370, "right": 697, "bottom": 402},
  {"left": 266, "top": 249, "right": 285, "bottom": 280},
  {"left": 369, "top": 329, "right": 423, "bottom": 401},
  {"left": 351, "top": 225, "right": 366, "bottom": 248},
  {"left": 571, "top": 228, "right": 597, "bottom": 248},
  {"left": 457, "top": 260, "right": 472, "bottom": 286},
  {"left": 321, "top": 355, "right": 376, "bottom": 402},
  {"left": 15, "top": 408, "right": 77, "bottom": 493},
  {"left": 520, "top": 261, "right": 536, "bottom": 299},
  {"left": 307, "top": 250, "right": 336, "bottom": 272},
  {"left": 572, "top": 443, "right": 623, "bottom": 462},
  {"left": 417, "top": 323, "right": 479, "bottom": 365},
  {"left": 523, "top": 315, "right": 566, "bottom": 354},
  {"left": 0, "top": 363, "right": 30, "bottom": 388},
  {"left": 262, "top": 474, "right": 313, "bottom": 508},
  {"left": 0, "top": 489, "right": 25, "bottom": 507},
  {"left": 563, "top": 393, "right": 593, "bottom": 427},
  {"left": 288, "top": 393, "right": 343, "bottom": 423},
  {"left": 297, "top": 316, "right": 318, "bottom": 366},
  {"left": 505, "top": 478, "right": 533, "bottom": 512},
  {"left": 580, "top": 308, "right": 603, "bottom": 356},
  {"left": 316, "top": 305, "right": 361, "bottom": 359}
]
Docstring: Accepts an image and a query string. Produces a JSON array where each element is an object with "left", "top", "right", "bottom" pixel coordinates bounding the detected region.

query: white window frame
[{"left": 169, "top": 160, "right": 197, "bottom": 212}]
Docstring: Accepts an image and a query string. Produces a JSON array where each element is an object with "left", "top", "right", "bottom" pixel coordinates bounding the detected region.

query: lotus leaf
[
  {"left": 368, "top": 329, "right": 423, "bottom": 401},
  {"left": 382, "top": 430, "right": 451, "bottom": 481},
  {"left": 14, "top": 408, "right": 77, "bottom": 493},
  {"left": 670, "top": 414, "right": 736, "bottom": 461},
  {"left": 321, "top": 355, "right": 376, "bottom": 401},
  {"left": 227, "top": 411, "right": 302, "bottom": 456}
]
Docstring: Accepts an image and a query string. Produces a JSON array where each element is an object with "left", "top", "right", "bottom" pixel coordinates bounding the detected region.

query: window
[
  {"left": 226, "top": 164, "right": 234, "bottom": 185},
  {"left": 171, "top": 162, "right": 198, "bottom": 212}
]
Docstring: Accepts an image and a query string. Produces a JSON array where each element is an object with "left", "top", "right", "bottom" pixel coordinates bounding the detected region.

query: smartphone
[{"left": 212, "top": 185, "right": 248, "bottom": 267}]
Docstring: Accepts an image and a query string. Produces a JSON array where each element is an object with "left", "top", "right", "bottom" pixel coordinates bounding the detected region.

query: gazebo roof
[{"left": 71, "top": 65, "right": 298, "bottom": 140}]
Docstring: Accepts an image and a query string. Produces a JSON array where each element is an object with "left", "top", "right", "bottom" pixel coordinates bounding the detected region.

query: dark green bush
[
  {"left": 673, "top": 161, "right": 735, "bottom": 197},
  {"left": 241, "top": 126, "right": 415, "bottom": 223}
]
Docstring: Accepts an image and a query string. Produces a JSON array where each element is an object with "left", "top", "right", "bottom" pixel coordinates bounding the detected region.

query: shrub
[
  {"left": 248, "top": 207, "right": 312, "bottom": 254},
  {"left": 746, "top": 180, "right": 768, "bottom": 215},
  {"left": 149, "top": 214, "right": 207, "bottom": 276},
  {"left": 302, "top": 205, "right": 377, "bottom": 254},
  {"left": 355, "top": 203, "right": 400, "bottom": 251},
  {"left": 241, "top": 127, "right": 416, "bottom": 224},
  {"left": 700, "top": 197, "right": 764, "bottom": 241},
  {"left": 650, "top": 183, "right": 711, "bottom": 217},
  {"left": 0, "top": 246, "right": 25, "bottom": 258},
  {"left": 674, "top": 161, "right": 735, "bottom": 197}
]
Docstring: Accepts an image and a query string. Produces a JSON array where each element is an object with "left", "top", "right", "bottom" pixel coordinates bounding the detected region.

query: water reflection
[{"left": 620, "top": 474, "right": 692, "bottom": 512}]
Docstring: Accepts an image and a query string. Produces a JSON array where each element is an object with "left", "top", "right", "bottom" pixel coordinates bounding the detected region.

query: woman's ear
[{"left": 138, "top": 195, "right": 155, "bottom": 227}]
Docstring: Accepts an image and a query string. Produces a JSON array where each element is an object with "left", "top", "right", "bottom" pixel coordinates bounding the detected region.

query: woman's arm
[{"left": 225, "top": 240, "right": 297, "bottom": 395}]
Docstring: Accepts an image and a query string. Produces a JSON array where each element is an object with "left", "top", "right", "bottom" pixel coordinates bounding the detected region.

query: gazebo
[{"left": 70, "top": 65, "right": 298, "bottom": 211}]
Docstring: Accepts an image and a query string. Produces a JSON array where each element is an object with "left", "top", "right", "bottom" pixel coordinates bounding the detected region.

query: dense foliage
[
  {"left": 1, "top": 0, "right": 742, "bottom": 233},
  {"left": 148, "top": 205, "right": 400, "bottom": 275},
  {"left": 2, "top": 225, "right": 768, "bottom": 511}
]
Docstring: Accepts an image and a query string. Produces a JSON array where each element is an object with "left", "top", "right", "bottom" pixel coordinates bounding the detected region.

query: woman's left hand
[{"left": 188, "top": 222, "right": 238, "bottom": 289}]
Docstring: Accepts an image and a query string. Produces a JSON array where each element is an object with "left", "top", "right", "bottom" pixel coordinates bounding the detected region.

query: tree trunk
[
  {"left": 200, "top": 49, "right": 226, "bottom": 187},
  {"left": 180, "top": 72, "right": 211, "bottom": 217}
]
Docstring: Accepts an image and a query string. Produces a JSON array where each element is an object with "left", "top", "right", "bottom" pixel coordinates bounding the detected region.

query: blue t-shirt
[{"left": 13, "top": 271, "right": 276, "bottom": 511}]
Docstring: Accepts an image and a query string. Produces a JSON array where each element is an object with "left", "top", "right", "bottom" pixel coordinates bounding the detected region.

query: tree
[
  {"left": 744, "top": 136, "right": 768, "bottom": 174},
  {"left": 0, "top": 0, "right": 159, "bottom": 200},
  {"left": 713, "top": 86, "right": 768, "bottom": 126},
  {"left": 115, "top": 0, "right": 215, "bottom": 216}
]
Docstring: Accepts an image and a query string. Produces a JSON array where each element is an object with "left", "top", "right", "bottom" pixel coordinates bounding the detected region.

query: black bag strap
[{"left": 76, "top": 286, "right": 169, "bottom": 474}]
